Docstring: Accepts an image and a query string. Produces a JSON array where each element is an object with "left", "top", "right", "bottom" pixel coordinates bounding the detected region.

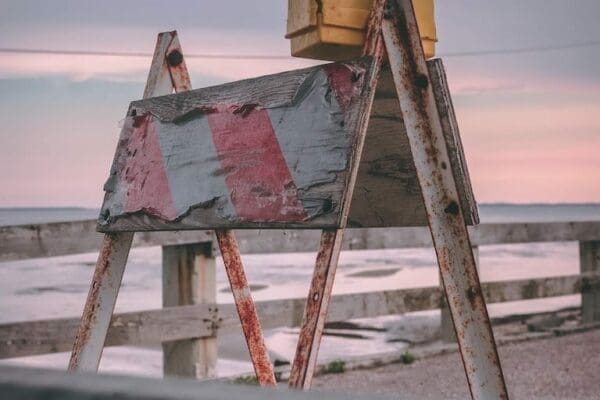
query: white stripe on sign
[
  {"left": 268, "top": 69, "right": 350, "bottom": 219},
  {"left": 155, "top": 115, "right": 236, "bottom": 220}
]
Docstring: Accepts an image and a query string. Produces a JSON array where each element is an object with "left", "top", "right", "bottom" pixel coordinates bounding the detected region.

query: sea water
[{"left": 1, "top": 204, "right": 599, "bottom": 377}]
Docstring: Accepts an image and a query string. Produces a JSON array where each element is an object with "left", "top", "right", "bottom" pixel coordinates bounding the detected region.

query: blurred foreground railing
[
  {"left": 0, "top": 365, "right": 364, "bottom": 400},
  {"left": 0, "top": 220, "right": 599, "bottom": 378}
]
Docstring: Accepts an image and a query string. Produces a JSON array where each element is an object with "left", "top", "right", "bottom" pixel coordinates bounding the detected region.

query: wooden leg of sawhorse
[
  {"left": 68, "top": 30, "right": 191, "bottom": 373},
  {"left": 289, "top": 0, "right": 385, "bottom": 389},
  {"left": 382, "top": 1, "right": 508, "bottom": 399},
  {"left": 215, "top": 229, "right": 276, "bottom": 386},
  {"left": 289, "top": 228, "right": 344, "bottom": 390},
  {"left": 68, "top": 232, "right": 133, "bottom": 371}
]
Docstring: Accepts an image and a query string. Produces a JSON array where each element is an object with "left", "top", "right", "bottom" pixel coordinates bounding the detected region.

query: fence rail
[
  {"left": 1, "top": 219, "right": 599, "bottom": 378},
  {"left": 2, "top": 219, "right": 599, "bottom": 261}
]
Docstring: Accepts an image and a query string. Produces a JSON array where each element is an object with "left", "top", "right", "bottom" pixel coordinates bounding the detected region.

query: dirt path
[{"left": 313, "top": 329, "right": 600, "bottom": 399}]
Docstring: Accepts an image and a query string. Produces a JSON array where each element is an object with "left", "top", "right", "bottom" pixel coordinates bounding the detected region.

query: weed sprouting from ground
[
  {"left": 233, "top": 375, "right": 259, "bottom": 385},
  {"left": 400, "top": 351, "right": 416, "bottom": 364},
  {"left": 322, "top": 359, "right": 346, "bottom": 374}
]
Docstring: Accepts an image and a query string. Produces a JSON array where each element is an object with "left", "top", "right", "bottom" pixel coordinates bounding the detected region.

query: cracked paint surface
[{"left": 99, "top": 59, "right": 371, "bottom": 229}]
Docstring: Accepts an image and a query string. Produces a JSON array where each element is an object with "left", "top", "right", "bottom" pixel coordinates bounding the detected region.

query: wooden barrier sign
[
  {"left": 70, "top": 1, "right": 509, "bottom": 398},
  {"left": 98, "top": 60, "right": 476, "bottom": 232}
]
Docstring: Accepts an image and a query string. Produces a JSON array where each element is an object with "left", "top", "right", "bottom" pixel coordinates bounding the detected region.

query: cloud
[
  {"left": 457, "top": 97, "right": 600, "bottom": 203},
  {"left": 0, "top": 52, "right": 321, "bottom": 86},
  {"left": 449, "top": 77, "right": 525, "bottom": 96},
  {"left": 1, "top": 0, "right": 599, "bottom": 206},
  {"left": 0, "top": 26, "right": 322, "bottom": 83}
]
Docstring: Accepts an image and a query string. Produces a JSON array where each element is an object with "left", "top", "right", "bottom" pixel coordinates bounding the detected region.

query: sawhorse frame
[{"left": 68, "top": 1, "right": 509, "bottom": 399}]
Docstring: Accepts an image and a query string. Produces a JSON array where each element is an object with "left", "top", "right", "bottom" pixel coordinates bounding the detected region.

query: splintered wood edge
[{"left": 427, "top": 58, "right": 479, "bottom": 225}]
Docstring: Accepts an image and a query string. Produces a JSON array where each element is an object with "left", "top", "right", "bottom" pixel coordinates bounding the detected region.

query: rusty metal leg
[
  {"left": 381, "top": 1, "right": 508, "bottom": 399},
  {"left": 68, "top": 31, "right": 192, "bottom": 373},
  {"left": 288, "top": 228, "right": 344, "bottom": 390},
  {"left": 215, "top": 229, "right": 276, "bottom": 386},
  {"left": 288, "top": 1, "right": 386, "bottom": 390},
  {"left": 68, "top": 232, "right": 133, "bottom": 371}
]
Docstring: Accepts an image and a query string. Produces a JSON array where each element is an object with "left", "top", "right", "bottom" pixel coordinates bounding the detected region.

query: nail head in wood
[{"left": 167, "top": 50, "right": 184, "bottom": 67}]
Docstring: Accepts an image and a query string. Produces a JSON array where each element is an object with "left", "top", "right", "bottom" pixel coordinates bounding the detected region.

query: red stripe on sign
[
  {"left": 207, "top": 105, "right": 307, "bottom": 222},
  {"left": 323, "top": 63, "right": 359, "bottom": 111},
  {"left": 122, "top": 115, "right": 177, "bottom": 220}
]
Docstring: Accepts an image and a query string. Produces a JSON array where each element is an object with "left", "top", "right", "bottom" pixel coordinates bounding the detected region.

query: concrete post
[
  {"left": 580, "top": 241, "right": 600, "bottom": 323},
  {"left": 440, "top": 246, "right": 479, "bottom": 342},
  {"left": 162, "top": 242, "right": 217, "bottom": 378}
]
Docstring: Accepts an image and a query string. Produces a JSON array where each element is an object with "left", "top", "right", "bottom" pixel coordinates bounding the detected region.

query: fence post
[
  {"left": 162, "top": 241, "right": 217, "bottom": 378},
  {"left": 440, "top": 246, "right": 479, "bottom": 342},
  {"left": 580, "top": 240, "right": 600, "bottom": 323}
]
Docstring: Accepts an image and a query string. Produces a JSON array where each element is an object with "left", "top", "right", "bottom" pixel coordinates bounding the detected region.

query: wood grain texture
[
  {"left": 580, "top": 241, "right": 600, "bottom": 323},
  {"left": 286, "top": 0, "right": 318, "bottom": 37},
  {"left": 2, "top": 274, "right": 595, "bottom": 360},
  {"left": 382, "top": 3, "right": 505, "bottom": 397},
  {"left": 2, "top": 221, "right": 600, "bottom": 262},
  {"left": 68, "top": 232, "right": 133, "bottom": 371},
  {"left": 0, "top": 365, "right": 381, "bottom": 400},
  {"left": 97, "top": 56, "right": 476, "bottom": 231},
  {"left": 347, "top": 60, "right": 478, "bottom": 227},
  {"left": 68, "top": 30, "right": 193, "bottom": 373},
  {"left": 162, "top": 243, "right": 217, "bottom": 378},
  {"left": 0, "top": 304, "right": 216, "bottom": 359},
  {"left": 98, "top": 58, "right": 377, "bottom": 231},
  {"left": 288, "top": 18, "right": 385, "bottom": 388}
]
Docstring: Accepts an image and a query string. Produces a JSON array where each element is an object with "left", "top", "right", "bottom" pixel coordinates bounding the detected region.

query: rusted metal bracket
[
  {"left": 380, "top": 0, "right": 509, "bottom": 398},
  {"left": 68, "top": 31, "right": 191, "bottom": 372},
  {"left": 202, "top": 305, "right": 222, "bottom": 337}
]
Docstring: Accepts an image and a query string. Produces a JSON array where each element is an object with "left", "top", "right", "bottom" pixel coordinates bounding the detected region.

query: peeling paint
[
  {"left": 382, "top": 0, "right": 508, "bottom": 398},
  {"left": 98, "top": 59, "right": 372, "bottom": 229},
  {"left": 215, "top": 230, "right": 276, "bottom": 386}
]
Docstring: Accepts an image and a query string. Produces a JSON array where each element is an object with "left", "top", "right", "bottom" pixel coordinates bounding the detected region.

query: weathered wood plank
[
  {"left": 286, "top": 0, "right": 318, "bottom": 37},
  {"left": 68, "top": 31, "right": 195, "bottom": 373},
  {"left": 0, "top": 220, "right": 212, "bottom": 262},
  {"left": 348, "top": 60, "right": 478, "bottom": 227},
  {"left": 288, "top": 20, "right": 386, "bottom": 389},
  {"left": 2, "top": 274, "right": 594, "bottom": 360},
  {"left": 68, "top": 232, "right": 133, "bottom": 371},
  {"left": 385, "top": 7, "right": 506, "bottom": 393},
  {"left": 96, "top": 55, "right": 477, "bottom": 231},
  {"left": 0, "top": 305, "right": 216, "bottom": 359},
  {"left": 580, "top": 241, "right": 600, "bottom": 323},
  {"left": 215, "top": 229, "right": 277, "bottom": 386},
  {"left": 234, "top": 221, "right": 600, "bottom": 253},
  {"left": 471, "top": 222, "right": 600, "bottom": 246},
  {"left": 0, "top": 365, "right": 370, "bottom": 400},
  {"left": 162, "top": 242, "right": 217, "bottom": 378},
  {"left": 98, "top": 58, "right": 377, "bottom": 231},
  {"left": 2, "top": 221, "right": 600, "bottom": 262}
]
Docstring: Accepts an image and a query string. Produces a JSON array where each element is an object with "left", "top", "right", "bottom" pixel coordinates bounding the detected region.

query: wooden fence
[{"left": 0, "top": 220, "right": 599, "bottom": 378}]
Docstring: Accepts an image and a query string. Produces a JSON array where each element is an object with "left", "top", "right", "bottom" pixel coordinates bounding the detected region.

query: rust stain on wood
[
  {"left": 215, "top": 229, "right": 276, "bottom": 386},
  {"left": 68, "top": 233, "right": 126, "bottom": 370},
  {"left": 382, "top": 0, "right": 507, "bottom": 398}
]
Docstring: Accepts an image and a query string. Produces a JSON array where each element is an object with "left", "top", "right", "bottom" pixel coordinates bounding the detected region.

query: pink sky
[{"left": 0, "top": 0, "right": 598, "bottom": 207}]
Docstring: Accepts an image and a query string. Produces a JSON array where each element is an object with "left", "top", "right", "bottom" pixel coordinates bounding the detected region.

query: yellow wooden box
[{"left": 286, "top": 0, "right": 437, "bottom": 61}]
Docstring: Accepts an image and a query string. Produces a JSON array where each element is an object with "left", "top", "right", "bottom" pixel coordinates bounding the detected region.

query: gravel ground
[{"left": 313, "top": 329, "right": 600, "bottom": 399}]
